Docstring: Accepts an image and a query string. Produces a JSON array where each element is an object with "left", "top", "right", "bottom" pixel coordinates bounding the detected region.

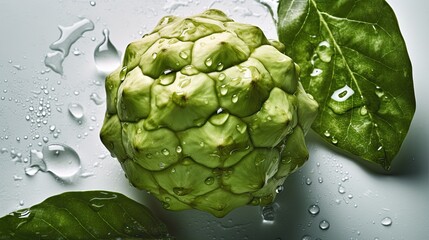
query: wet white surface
[{"left": 0, "top": 0, "right": 428, "bottom": 239}]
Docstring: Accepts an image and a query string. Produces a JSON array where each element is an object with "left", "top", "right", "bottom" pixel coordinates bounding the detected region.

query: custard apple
[{"left": 100, "top": 9, "right": 318, "bottom": 217}]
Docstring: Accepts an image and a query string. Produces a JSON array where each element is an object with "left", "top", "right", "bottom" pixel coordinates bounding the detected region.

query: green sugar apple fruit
[{"left": 100, "top": 9, "right": 318, "bottom": 217}]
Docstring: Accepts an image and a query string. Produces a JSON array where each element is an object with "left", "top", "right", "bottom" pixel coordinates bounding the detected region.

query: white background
[{"left": 0, "top": 0, "right": 428, "bottom": 239}]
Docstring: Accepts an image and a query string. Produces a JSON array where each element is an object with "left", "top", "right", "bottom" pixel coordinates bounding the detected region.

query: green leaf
[
  {"left": 0, "top": 191, "right": 173, "bottom": 240},
  {"left": 277, "top": 0, "right": 415, "bottom": 169}
]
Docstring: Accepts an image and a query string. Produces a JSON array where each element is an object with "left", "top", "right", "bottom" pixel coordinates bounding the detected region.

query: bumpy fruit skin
[{"left": 100, "top": 9, "right": 318, "bottom": 217}]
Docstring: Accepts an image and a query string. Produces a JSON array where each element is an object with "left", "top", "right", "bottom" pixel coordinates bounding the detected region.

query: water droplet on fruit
[
  {"left": 176, "top": 146, "right": 182, "bottom": 153},
  {"left": 205, "top": 58, "right": 213, "bottom": 67},
  {"left": 204, "top": 177, "right": 215, "bottom": 185},
  {"left": 94, "top": 29, "right": 121, "bottom": 74},
  {"left": 179, "top": 51, "right": 188, "bottom": 59},
  {"left": 90, "top": 1, "right": 96, "bottom": 6},
  {"left": 218, "top": 73, "right": 226, "bottom": 81},
  {"left": 173, "top": 187, "right": 188, "bottom": 196},
  {"left": 275, "top": 185, "right": 284, "bottom": 193},
  {"left": 161, "top": 148, "right": 170, "bottom": 156},
  {"left": 220, "top": 85, "right": 228, "bottom": 96},
  {"left": 231, "top": 94, "right": 239, "bottom": 103}
]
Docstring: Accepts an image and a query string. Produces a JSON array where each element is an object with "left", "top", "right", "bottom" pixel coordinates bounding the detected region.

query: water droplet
[
  {"left": 324, "top": 130, "right": 331, "bottom": 137},
  {"left": 261, "top": 204, "right": 276, "bottom": 223},
  {"left": 176, "top": 146, "right": 182, "bottom": 153},
  {"left": 381, "top": 217, "right": 392, "bottom": 226},
  {"left": 308, "top": 204, "right": 320, "bottom": 216},
  {"left": 338, "top": 185, "right": 346, "bottom": 194},
  {"left": 161, "top": 148, "right": 170, "bottom": 156},
  {"left": 218, "top": 73, "right": 226, "bottom": 81},
  {"left": 231, "top": 94, "right": 239, "bottom": 103},
  {"left": 220, "top": 85, "right": 228, "bottom": 96},
  {"left": 331, "top": 137, "right": 338, "bottom": 145},
  {"left": 50, "top": 18, "right": 94, "bottom": 57},
  {"left": 173, "top": 187, "right": 188, "bottom": 196},
  {"left": 89, "top": 1, "right": 96, "bottom": 6},
  {"left": 94, "top": 29, "right": 121, "bottom": 74},
  {"left": 305, "top": 177, "right": 312, "bottom": 185},
  {"left": 236, "top": 124, "right": 247, "bottom": 134},
  {"left": 42, "top": 144, "right": 81, "bottom": 181},
  {"left": 319, "top": 220, "right": 330, "bottom": 230},
  {"left": 347, "top": 194, "right": 353, "bottom": 199},
  {"left": 13, "top": 64, "right": 24, "bottom": 70},
  {"left": 310, "top": 68, "right": 323, "bottom": 77},
  {"left": 360, "top": 105, "right": 368, "bottom": 115},
  {"left": 179, "top": 51, "right": 188, "bottom": 59},
  {"left": 80, "top": 172, "right": 95, "bottom": 178},
  {"left": 275, "top": 185, "right": 284, "bottom": 193},
  {"left": 16, "top": 209, "right": 33, "bottom": 219},
  {"left": 301, "top": 235, "right": 312, "bottom": 240},
  {"left": 205, "top": 58, "right": 213, "bottom": 67},
  {"left": 26, "top": 144, "right": 81, "bottom": 182},
  {"left": 90, "top": 92, "right": 104, "bottom": 105},
  {"left": 44, "top": 52, "right": 65, "bottom": 75},
  {"left": 159, "top": 162, "right": 166, "bottom": 169},
  {"left": 375, "top": 86, "right": 384, "bottom": 97},
  {"left": 13, "top": 175, "right": 23, "bottom": 181},
  {"left": 331, "top": 85, "right": 355, "bottom": 102},
  {"left": 25, "top": 166, "right": 40, "bottom": 176},
  {"left": 216, "top": 63, "right": 224, "bottom": 71},
  {"left": 316, "top": 41, "right": 334, "bottom": 63},
  {"left": 318, "top": 177, "right": 323, "bottom": 183},
  {"left": 204, "top": 177, "right": 215, "bottom": 185},
  {"left": 68, "top": 103, "right": 84, "bottom": 120}
]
